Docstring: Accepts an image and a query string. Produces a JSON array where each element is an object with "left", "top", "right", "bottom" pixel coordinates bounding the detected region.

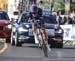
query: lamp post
[{"left": 50, "top": 0, "right": 54, "bottom": 12}]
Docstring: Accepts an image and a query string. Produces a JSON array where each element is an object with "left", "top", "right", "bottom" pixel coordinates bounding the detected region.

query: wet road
[{"left": 0, "top": 43, "right": 75, "bottom": 61}]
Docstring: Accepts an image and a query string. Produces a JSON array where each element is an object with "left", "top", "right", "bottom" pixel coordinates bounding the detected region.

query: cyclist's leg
[
  {"left": 32, "top": 25, "right": 39, "bottom": 44},
  {"left": 40, "top": 27, "right": 51, "bottom": 51},
  {"left": 40, "top": 27, "right": 48, "bottom": 42}
]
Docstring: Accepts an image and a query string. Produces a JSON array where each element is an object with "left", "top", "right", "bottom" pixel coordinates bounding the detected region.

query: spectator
[
  {"left": 71, "top": 16, "right": 75, "bottom": 24},
  {"left": 59, "top": 16, "right": 67, "bottom": 25},
  {"left": 67, "top": 16, "right": 73, "bottom": 24}
]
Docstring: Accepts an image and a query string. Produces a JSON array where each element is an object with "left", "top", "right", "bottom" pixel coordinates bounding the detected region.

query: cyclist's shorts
[
  {"left": 34, "top": 20, "right": 45, "bottom": 28},
  {"left": 29, "top": 19, "right": 45, "bottom": 28}
]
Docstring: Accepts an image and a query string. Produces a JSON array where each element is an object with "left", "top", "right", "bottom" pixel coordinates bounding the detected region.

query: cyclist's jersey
[
  {"left": 28, "top": 6, "right": 44, "bottom": 27},
  {"left": 28, "top": 17, "right": 45, "bottom": 28}
]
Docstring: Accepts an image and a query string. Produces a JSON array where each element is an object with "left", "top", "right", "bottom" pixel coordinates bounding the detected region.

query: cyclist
[{"left": 29, "top": 5, "right": 51, "bottom": 51}]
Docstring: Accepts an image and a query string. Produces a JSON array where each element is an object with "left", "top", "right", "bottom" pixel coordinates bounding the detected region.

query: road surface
[{"left": 0, "top": 43, "right": 75, "bottom": 61}]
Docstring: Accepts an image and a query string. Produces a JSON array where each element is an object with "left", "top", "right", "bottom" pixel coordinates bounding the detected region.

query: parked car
[
  {"left": 11, "top": 11, "right": 63, "bottom": 46},
  {"left": 0, "top": 10, "right": 12, "bottom": 43}
]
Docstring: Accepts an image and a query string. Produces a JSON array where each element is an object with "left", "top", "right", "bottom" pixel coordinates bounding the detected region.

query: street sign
[
  {"left": 61, "top": 25, "right": 75, "bottom": 40},
  {"left": 61, "top": 25, "right": 75, "bottom": 48}
]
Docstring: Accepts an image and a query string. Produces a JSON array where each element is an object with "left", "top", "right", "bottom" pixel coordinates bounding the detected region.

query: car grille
[{"left": 0, "top": 26, "right": 3, "bottom": 30}]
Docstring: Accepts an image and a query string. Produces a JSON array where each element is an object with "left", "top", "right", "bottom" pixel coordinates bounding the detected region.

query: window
[
  {"left": 20, "top": 13, "right": 29, "bottom": 23},
  {"left": 0, "top": 11, "right": 9, "bottom": 20},
  {"left": 18, "top": 12, "right": 57, "bottom": 24},
  {"left": 44, "top": 16, "right": 57, "bottom": 24},
  {"left": 13, "top": 11, "right": 19, "bottom": 15}
]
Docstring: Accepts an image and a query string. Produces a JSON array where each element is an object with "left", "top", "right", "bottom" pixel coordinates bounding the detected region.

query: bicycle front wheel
[{"left": 42, "top": 42, "right": 48, "bottom": 57}]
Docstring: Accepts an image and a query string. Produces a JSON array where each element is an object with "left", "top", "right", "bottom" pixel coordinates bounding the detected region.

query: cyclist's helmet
[
  {"left": 29, "top": 5, "right": 42, "bottom": 18},
  {"left": 30, "top": 5, "right": 39, "bottom": 13}
]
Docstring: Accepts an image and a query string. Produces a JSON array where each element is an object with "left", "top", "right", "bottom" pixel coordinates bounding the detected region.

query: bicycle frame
[{"left": 35, "top": 28, "right": 48, "bottom": 57}]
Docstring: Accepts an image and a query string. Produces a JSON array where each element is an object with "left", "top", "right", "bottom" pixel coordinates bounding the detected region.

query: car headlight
[
  {"left": 25, "top": 25, "right": 30, "bottom": 28},
  {"left": 5, "top": 24, "right": 12, "bottom": 29},
  {"left": 54, "top": 25, "right": 58, "bottom": 29},
  {"left": 18, "top": 27, "right": 28, "bottom": 32},
  {"left": 8, "top": 24, "right": 12, "bottom": 29},
  {"left": 58, "top": 29, "right": 62, "bottom": 33}
]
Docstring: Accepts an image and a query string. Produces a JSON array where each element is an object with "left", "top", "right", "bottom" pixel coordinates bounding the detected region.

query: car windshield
[
  {"left": 0, "top": 11, "right": 9, "bottom": 20},
  {"left": 19, "top": 13, "right": 29, "bottom": 23},
  {"left": 43, "top": 16, "right": 57, "bottom": 24},
  {"left": 18, "top": 13, "right": 57, "bottom": 24}
]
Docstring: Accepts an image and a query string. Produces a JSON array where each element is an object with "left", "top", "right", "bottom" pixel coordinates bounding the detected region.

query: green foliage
[{"left": 52, "top": 1, "right": 65, "bottom": 11}]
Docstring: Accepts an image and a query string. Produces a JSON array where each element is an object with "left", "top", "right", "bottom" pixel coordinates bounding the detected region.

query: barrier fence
[{"left": 60, "top": 25, "right": 75, "bottom": 47}]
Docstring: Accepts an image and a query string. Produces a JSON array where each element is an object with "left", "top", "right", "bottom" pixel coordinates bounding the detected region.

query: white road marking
[{"left": 0, "top": 43, "right": 8, "bottom": 54}]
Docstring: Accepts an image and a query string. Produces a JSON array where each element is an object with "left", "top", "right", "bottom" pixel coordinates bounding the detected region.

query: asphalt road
[
  {"left": 0, "top": 43, "right": 4, "bottom": 50},
  {"left": 0, "top": 43, "right": 75, "bottom": 61}
]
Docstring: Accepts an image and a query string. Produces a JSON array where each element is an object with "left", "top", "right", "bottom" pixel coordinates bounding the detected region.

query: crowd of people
[{"left": 52, "top": 11, "right": 75, "bottom": 25}]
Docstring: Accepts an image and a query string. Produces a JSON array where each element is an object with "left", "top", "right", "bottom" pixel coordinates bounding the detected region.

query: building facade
[
  {"left": 0, "top": 0, "right": 8, "bottom": 11},
  {"left": 70, "top": 0, "right": 75, "bottom": 12},
  {"left": 8, "top": 0, "right": 19, "bottom": 19}
]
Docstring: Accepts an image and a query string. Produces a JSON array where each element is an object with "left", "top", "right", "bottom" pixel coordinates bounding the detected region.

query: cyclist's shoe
[
  {"left": 46, "top": 44, "right": 51, "bottom": 52},
  {"left": 38, "top": 43, "right": 41, "bottom": 47},
  {"left": 37, "top": 43, "right": 42, "bottom": 49},
  {"left": 45, "top": 41, "right": 51, "bottom": 52}
]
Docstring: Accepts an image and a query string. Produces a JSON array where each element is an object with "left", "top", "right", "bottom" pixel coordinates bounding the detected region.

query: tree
[{"left": 52, "top": 0, "right": 65, "bottom": 12}]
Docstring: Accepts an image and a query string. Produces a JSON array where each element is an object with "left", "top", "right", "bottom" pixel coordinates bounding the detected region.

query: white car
[{"left": 11, "top": 11, "right": 63, "bottom": 46}]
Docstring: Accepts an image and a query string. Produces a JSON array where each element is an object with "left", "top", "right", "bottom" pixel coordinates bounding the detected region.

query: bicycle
[{"left": 33, "top": 21, "right": 48, "bottom": 57}]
